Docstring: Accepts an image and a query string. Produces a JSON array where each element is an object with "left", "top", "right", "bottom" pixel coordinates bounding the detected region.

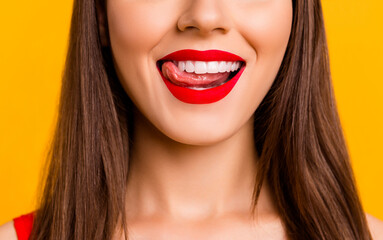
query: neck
[{"left": 125, "top": 110, "right": 276, "bottom": 221}]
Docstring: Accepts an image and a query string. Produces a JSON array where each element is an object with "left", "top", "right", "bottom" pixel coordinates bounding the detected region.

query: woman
[{"left": 1, "top": 0, "right": 382, "bottom": 239}]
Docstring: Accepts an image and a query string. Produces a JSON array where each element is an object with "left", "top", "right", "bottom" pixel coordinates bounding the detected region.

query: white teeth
[
  {"left": 235, "top": 62, "right": 240, "bottom": 70},
  {"left": 178, "top": 61, "right": 186, "bottom": 72},
  {"left": 218, "top": 61, "right": 227, "bottom": 73},
  {"left": 194, "top": 61, "right": 207, "bottom": 74},
  {"left": 231, "top": 62, "right": 236, "bottom": 72},
  {"left": 176, "top": 61, "right": 242, "bottom": 74},
  {"left": 207, "top": 61, "right": 219, "bottom": 73},
  {"left": 225, "top": 62, "right": 232, "bottom": 72},
  {"left": 233, "top": 62, "right": 238, "bottom": 70},
  {"left": 185, "top": 61, "right": 195, "bottom": 73}
]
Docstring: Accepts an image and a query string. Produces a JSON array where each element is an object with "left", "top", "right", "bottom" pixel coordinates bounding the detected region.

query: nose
[{"left": 177, "top": 0, "right": 231, "bottom": 36}]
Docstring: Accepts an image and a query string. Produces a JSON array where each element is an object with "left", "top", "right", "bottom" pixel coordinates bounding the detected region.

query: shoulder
[
  {"left": 0, "top": 212, "right": 34, "bottom": 240},
  {"left": 366, "top": 213, "right": 383, "bottom": 240},
  {"left": 0, "top": 220, "right": 18, "bottom": 240}
]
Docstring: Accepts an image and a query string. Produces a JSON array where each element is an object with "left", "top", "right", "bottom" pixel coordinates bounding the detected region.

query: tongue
[{"left": 162, "top": 61, "right": 231, "bottom": 88}]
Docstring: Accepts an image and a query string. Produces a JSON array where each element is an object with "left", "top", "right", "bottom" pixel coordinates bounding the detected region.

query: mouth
[{"left": 156, "top": 49, "right": 246, "bottom": 104}]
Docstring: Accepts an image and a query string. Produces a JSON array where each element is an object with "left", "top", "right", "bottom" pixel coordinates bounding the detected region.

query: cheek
[
  {"left": 107, "top": 1, "right": 178, "bottom": 53},
  {"left": 106, "top": 1, "right": 180, "bottom": 110},
  {"left": 230, "top": 0, "right": 293, "bottom": 106},
  {"left": 235, "top": 0, "right": 293, "bottom": 56}
]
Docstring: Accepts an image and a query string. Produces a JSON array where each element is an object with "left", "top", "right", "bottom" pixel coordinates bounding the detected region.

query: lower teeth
[
  {"left": 187, "top": 86, "right": 213, "bottom": 90},
  {"left": 186, "top": 82, "right": 225, "bottom": 90}
]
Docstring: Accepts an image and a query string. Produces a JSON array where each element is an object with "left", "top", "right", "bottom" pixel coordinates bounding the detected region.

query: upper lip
[{"left": 158, "top": 49, "right": 246, "bottom": 62}]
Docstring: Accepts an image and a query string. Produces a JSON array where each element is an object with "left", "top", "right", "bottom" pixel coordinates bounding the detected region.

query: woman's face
[{"left": 105, "top": 0, "right": 293, "bottom": 145}]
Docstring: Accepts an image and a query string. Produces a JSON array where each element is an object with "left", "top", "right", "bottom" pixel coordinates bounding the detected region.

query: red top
[{"left": 13, "top": 212, "right": 34, "bottom": 240}]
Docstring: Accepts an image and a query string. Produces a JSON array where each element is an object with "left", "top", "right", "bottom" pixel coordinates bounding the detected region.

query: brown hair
[{"left": 30, "top": 0, "right": 372, "bottom": 239}]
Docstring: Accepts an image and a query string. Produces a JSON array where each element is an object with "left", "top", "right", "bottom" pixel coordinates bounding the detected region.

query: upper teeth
[{"left": 176, "top": 61, "right": 242, "bottom": 74}]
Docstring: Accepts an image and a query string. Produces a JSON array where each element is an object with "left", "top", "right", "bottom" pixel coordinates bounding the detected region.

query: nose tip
[{"left": 177, "top": 0, "right": 231, "bottom": 36}]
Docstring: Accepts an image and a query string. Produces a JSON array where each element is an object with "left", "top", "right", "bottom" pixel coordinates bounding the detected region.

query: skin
[
  {"left": 0, "top": 0, "right": 382, "bottom": 240},
  {"left": 106, "top": 0, "right": 292, "bottom": 146},
  {"left": 104, "top": 0, "right": 292, "bottom": 239}
]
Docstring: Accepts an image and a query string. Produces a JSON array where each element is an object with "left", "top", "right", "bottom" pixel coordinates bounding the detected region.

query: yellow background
[{"left": 0, "top": 0, "right": 382, "bottom": 225}]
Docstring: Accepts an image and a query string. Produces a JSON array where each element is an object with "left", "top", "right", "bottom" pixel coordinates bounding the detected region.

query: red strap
[{"left": 13, "top": 212, "right": 34, "bottom": 240}]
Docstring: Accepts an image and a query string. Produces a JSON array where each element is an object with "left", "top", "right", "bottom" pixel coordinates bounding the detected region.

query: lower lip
[{"left": 157, "top": 65, "right": 246, "bottom": 104}]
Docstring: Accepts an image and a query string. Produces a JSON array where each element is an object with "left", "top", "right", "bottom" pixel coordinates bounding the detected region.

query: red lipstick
[{"left": 157, "top": 49, "right": 246, "bottom": 104}]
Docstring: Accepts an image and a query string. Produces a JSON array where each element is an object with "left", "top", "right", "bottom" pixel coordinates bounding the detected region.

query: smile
[{"left": 157, "top": 49, "right": 246, "bottom": 104}]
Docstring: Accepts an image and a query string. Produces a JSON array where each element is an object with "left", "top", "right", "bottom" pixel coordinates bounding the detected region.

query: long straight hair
[{"left": 30, "top": 0, "right": 372, "bottom": 239}]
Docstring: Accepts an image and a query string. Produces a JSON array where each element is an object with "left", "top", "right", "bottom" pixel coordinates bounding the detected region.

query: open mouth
[
  {"left": 156, "top": 60, "right": 245, "bottom": 90},
  {"left": 156, "top": 49, "right": 246, "bottom": 104}
]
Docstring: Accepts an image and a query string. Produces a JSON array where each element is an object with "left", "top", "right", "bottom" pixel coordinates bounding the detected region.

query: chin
[
  {"left": 156, "top": 119, "right": 240, "bottom": 146},
  {"left": 165, "top": 132, "right": 231, "bottom": 146}
]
